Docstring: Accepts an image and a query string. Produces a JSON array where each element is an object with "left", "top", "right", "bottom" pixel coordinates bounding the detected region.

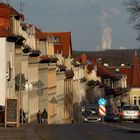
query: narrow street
[{"left": 0, "top": 122, "right": 140, "bottom": 140}]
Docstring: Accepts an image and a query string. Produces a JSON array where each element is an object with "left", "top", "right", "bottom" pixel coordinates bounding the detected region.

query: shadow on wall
[{"left": 85, "top": 85, "right": 105, "bottom": 104}]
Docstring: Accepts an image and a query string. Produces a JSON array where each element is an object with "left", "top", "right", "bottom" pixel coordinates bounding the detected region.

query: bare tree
[
  {"left": 124, "top": 0, "right": 140, "bottom": 22},
  {"left": 124, "top": 0, "right": 140, "bottom": 40}
]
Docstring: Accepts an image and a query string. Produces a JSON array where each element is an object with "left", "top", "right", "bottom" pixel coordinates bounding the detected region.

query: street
[{"left": 0, "top": 122, "right": 140, "bottom": 140}]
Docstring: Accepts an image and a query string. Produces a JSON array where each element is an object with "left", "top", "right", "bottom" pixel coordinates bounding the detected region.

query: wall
[
  {"left": 0, "top": 38, "right": 6, "bottom": 105},
  {"left": 47, "top": 42, "right": 54, "bottom": 56},
  {"left": 56, "top": 73, "right": 65, "bottom": 124},
  {"left": 130, "top": 88, "right": 140, "bottom": 108},
  {"left": 0, "top": 38, "right": 15, "bottom": 105},
  {"left": 6, "top": 40, "right": 15, "bottom": 98}
]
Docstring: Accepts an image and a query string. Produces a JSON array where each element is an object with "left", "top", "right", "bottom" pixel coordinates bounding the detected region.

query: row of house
[
  {"left": 1, "top": 2, "right": 139, "bottom": 124},
  {"left": 0, "top": 3, "right": 97, "bottom": 124}
]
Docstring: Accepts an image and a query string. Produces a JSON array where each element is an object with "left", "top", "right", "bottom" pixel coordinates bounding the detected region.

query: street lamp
[
  {"left": 50, "top": 96, "right": 57, "bottom": 124},
  {"left": 25, "top": 82, "right": 33, "bottom": 123}
]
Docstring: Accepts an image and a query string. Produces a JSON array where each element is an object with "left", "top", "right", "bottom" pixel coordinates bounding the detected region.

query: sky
[{"left": 7, "top": 0, "right": 140, "bottom": 51}]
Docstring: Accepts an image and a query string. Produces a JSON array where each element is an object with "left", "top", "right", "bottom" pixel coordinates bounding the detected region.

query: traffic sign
[
  {"left": 98, "top": 98, "right": 106, "bottom": 106},
  {"left": 99, "top": 106, "right": 106, "bottom": 116}
]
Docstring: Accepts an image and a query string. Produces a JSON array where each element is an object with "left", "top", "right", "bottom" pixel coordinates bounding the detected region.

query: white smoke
[
  {"left": 100, "top": 8, "right": 119, "bottom": 50},
  {"left": 102, "top": 27, "right": 112, "bottom": 50}
]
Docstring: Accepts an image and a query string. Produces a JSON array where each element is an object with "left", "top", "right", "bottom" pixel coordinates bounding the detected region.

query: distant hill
[{"left": 72, "top": 49, "right": 140, "bottom": 66}]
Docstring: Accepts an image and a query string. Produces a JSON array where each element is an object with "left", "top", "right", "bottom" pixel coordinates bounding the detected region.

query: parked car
[
  {"left": 82, "top": 108, "right": 101, "bottom": 123},
  {"left": 0, "top": 105, "right": 5, "bottom": 124},
  {"left": 119, "top": 105, "right": 140, "bottom": 122}
]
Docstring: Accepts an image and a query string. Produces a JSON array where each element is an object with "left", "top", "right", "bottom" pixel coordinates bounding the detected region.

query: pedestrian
[
  {"left": 113, "top": 107, "right": 119, "bottom": 117},
  {"left": 20, "top": 108, "right": 26, "bottom": 123},
  {"left": 37, "top": 110, "right": 42, "bottom": 124},
  {"left": 41, "top": 109, "right": 48, "bottom": 124}
]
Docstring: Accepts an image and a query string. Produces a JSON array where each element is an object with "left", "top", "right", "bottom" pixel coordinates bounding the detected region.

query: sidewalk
[{"left": 0, "top": 122, "right": 41, "bottom": 140}]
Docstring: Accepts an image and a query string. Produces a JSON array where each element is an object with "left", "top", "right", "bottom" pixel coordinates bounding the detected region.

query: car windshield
[
  {"left": 122, "top": 105, "right": 139, "bottom": 111},
  {"left": 82, "top": 109, "right": 98, "bottom": 116}
]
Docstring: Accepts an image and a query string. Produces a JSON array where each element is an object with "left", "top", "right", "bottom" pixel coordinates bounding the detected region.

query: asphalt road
[
  {"left": 0, "top": 122, "right": 140, "bottom": 140},
  {"left": 33, "top": 122, "right": 140, "bottom": 140}
]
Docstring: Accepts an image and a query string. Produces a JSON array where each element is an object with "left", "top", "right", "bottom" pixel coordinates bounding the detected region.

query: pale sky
[{"left": 8, "top": 0, "right": 140, "bottom": 51}]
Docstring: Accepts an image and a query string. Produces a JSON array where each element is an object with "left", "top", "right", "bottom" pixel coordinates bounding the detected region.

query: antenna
[
  {"left": 20, "top": 0, "right": 24, "bottom": 14},
  {"left": 5, "top": 0, "right": 10, "bottom": 5}
]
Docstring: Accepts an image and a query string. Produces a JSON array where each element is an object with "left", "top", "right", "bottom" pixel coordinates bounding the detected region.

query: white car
[{"left": 119, "top": 105, "right": 140, "bottom": 122}]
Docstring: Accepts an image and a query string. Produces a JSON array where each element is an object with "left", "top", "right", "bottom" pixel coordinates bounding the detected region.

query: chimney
[{"left": 81, "top": 54, "right": 87, "bottom": 65}]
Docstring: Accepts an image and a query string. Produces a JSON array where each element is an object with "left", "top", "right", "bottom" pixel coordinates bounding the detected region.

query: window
[
  {"left": 104, "top": 78, "right": 110, "bottom": 87},
  {"left": 54, "top": 37, "right": 60, "bottom": 43}
]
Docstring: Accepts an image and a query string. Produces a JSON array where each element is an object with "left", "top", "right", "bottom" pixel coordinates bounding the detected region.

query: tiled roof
[
  {"left": 119, "top": 67, "right": 132, "bottom": 86},
  {"left": 35, "top": 27, "right": 46, "bottom": 39},
  {"left": 39, "top": 55, "right": 58, "bottom": 63},
  {"left": 29, "top": 49, "right": 41, "bottom": 57},
  {"left": 39, "top": 55, "right": 50, "bottom": 61},
  {"left": 109, "top": 67, "right": 132, "bottom": 86},
  {"left": 0, "top": 28, "right": 15, "bottom": 37},
  {"left": 57, "top": 65, "right": 66, "bottom": 71},
  {"left": 108, "top": 51, "right": 140, "bottom": 87},
  {"left": 65, "top": 69, "right": 74, "bottom": 79},
  {"left": 54, "top": 44, "right": 62, "bottom": 54},
  {"left": 91, "top": 58, "right": 118, "bottom": 78},
  {"left": 0, "top": 3, "right": 24, "bottom": 19},
  {"left": 45, "top": 32, "right": 72, "bottom": 57},
  {"left": 35, "top": 27, "right": 72, "bottom": 57}
]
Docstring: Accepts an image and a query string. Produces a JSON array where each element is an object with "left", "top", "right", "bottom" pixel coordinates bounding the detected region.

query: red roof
[
  {"left": 120, "top": 67, "right": 132, "bottom": 86},
  {"left": 108, "top": 51, "right": 140, "bottom": 87},
  {"left": 0, "top": 3, "right": 24, "bottom": 19},
  {"left": 109, "top": 67, "right": 132, "bottom": 86},
  {"left": 39, "top": 55, "right": 50, "bottom": 61},
  {"left": 0, "top": 28, "right": 14, "bottom": 37},
  {"left": 0, "top": 3, "right": 24, "bottom": 34},
  {"left": 54, "top": 44, "right": 62, "bottom": 54},
  {"left": 44, "top": 32, "right": 72, "bottom": 57},
  {"left": 35, "top": 27, "right": 45, "bottom": 39},
  {"left": 91, "top": 58, "right": 117, "bottom": 78}
]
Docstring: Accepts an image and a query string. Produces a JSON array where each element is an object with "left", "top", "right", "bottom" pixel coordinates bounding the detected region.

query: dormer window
[{"left": 54, "top": 37, "right": 60, "bottom": 43}]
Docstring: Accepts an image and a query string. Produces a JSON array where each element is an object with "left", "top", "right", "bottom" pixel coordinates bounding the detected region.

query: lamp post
[
  {"left": 25, "top": 82, "right": 33, "bottom": 123},
  {"left": 50, "top": 96, "right": 57, "bottom": 124},
  {"left": 16, "top": 73, "right": 25, "bottom": 124}
]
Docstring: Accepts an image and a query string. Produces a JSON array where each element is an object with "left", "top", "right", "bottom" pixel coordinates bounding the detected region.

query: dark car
[
  {"left": 0, "top": 105, "right": 5, "bottom": 125},
  {"left": 105, "top": 111, "right": 119, "bottom": 122},
  {"left": 81, "top": 105, "right": 101, "bottom": 123}
]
